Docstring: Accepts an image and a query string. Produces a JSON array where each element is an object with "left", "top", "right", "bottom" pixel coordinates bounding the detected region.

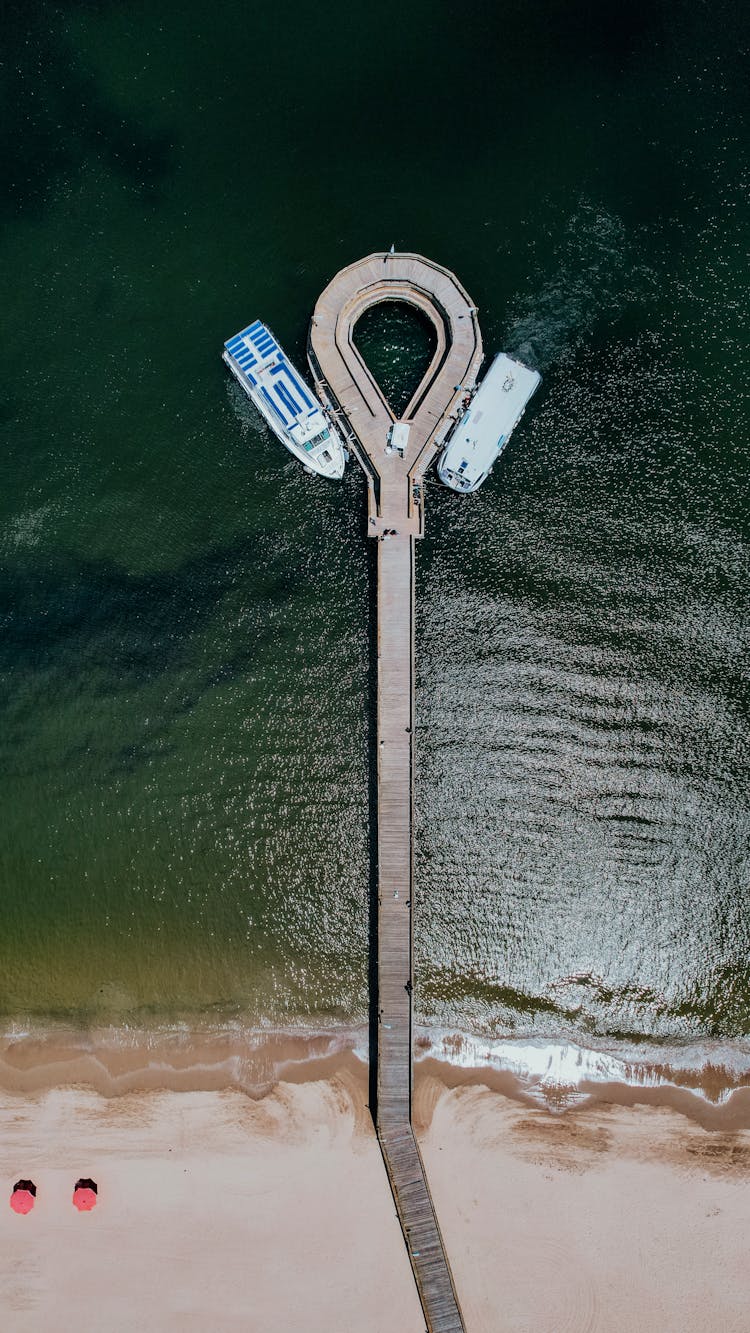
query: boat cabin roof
[
  {"left": 224, "top": 321, "right": 326, "bottom": 442},
  {"left": 442, "top": 354, "right": 540, "bottom": 487}
]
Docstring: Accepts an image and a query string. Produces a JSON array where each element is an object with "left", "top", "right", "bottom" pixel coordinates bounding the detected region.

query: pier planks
[
  {"left": 376, "top": 535, "right": 464, "bottom": 1332},
  {"left": 309, "top": 253, "right": 480, "bottom": 1333}
]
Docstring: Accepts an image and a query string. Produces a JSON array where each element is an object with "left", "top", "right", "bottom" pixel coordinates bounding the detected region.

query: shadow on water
[
  {"left": 528, "top": 0, "right": 665, "bottom": 71},
  {"left": 0, "top": 534, "right": 301, "bottom": 779},
  {"left": 0, "top": 533, "right": 299, "bottom": 678},
  {"left": 0, "top": 1, "right": 175, "bottom": 220}
]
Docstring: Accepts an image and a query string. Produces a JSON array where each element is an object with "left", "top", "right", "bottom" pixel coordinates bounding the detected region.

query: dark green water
[
  {"left": 1, "top": 1, "right": 748, "bottom": 1047},
  {"left": 354, "top": 303, "right": 437, "bottom": 417}
]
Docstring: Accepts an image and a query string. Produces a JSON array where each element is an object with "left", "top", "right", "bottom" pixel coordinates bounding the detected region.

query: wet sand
[
  {"left": 2, "top": 1029, "right": 750, "bottom": 1331},
  {"left": 3, "top": 1025, "right": 750, "bottom": 1125}
]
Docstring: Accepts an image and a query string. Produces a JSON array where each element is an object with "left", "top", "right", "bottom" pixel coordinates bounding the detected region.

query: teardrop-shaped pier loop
[
  {"left": 308, "top": 253, "right": 482, "bottom": 1333},
  {"left": 308, "top": 251, "right": 483, "bottom": 538}
]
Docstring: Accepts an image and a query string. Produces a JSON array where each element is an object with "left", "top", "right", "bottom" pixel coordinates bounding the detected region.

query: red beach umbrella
[
  {"left": 10, "top": 1180, "right": 36, "bottom": 1214},
  {"left": 73, "top": 1178, "right": 98, "bottom": 1212}
]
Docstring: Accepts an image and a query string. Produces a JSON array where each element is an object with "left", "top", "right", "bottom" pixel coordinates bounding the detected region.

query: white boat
[
  {"left": 437, "top": 353, "right": 541, "bottom": 493},
  {"left": 223, "top": 320, "right": 347, "bottom": 480}
]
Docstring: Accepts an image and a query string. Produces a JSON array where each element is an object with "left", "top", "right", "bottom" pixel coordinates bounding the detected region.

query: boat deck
[{"left": 309, "top": 253, "right": 482, "bottom": 1332}]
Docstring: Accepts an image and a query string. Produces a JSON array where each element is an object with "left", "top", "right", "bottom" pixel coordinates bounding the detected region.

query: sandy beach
[
  {"left": 2, "top": 1032, "right": 750, "bottom": 1331},
  {"left": 0, "top": 1064, "right": 425, "bottom": 1333},
  {"left": 417, "top": 1079, "right": 750, "bottom": 1333}
]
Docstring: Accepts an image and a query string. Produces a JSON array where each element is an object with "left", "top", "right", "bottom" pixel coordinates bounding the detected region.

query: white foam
[{"left": 418, "top": 1028, "right": 750, "bottom": 1104}]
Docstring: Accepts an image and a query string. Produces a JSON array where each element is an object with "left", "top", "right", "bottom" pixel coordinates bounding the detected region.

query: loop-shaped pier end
[{"left": 308, "top": 251, "right": 483, "bottom": 538}]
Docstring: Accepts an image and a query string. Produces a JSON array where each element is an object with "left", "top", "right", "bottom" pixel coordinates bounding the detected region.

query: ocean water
[{"left": 1, "top": 0, "right": 748, "bottom": 1050}]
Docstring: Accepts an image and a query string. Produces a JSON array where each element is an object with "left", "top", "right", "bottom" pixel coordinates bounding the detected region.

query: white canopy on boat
[{"left": 438, "top": 353, "right": 540, "bottom": 493}]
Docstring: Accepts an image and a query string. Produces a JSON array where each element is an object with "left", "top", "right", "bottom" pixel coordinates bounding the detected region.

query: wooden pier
[{"left": 309, "top": 253, "right": 483, "bottom": 1333}]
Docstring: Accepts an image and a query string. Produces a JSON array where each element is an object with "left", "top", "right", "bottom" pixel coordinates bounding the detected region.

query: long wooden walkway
[{"left": 309, "top": 253, "right": 483, "bottom": 1333}]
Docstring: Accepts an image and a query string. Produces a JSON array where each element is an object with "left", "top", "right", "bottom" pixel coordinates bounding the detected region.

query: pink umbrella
[
  {"left": 10, "top": 1181, "right": 36, "bottom": 1215},
  {"left": 73, "top": 1178, "right": 98, "bottom": 1212}
]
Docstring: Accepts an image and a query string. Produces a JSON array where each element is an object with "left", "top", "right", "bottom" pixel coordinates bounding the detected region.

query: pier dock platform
[{"left": 309, "top": 253, "right": 483, "bottom": 1333}]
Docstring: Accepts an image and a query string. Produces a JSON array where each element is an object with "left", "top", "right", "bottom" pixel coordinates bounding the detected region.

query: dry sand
[
  {"left": 417, "top": 1078, "right": 750, "bottom": 1333},
  {"left": 0, "top": 1075, "right": 425, "bottom": 1333},
  {"left": 2, "top": 1037, "right": 750, "bottom": 1332}
]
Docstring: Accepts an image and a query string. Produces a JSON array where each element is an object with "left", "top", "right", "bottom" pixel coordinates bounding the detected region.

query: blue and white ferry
[
  {"left": 437, "top": 353, "right": 541, "bottom": 493},
  {"left": 223, "top": 320, "right": 347, "bottom": 480}
]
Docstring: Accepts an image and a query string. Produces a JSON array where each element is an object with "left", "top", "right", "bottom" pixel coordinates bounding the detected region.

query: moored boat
[
  {"left": 223, "top": 320, "right": 347, "bottom": 480},
  {"left": 437, "top": 353, "right": 541, "bottom": 493}
]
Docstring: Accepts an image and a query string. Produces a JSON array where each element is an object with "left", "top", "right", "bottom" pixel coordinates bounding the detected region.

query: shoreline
[{"left": 2, "top": 1021, "right": 750, "bottom": 1129}]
